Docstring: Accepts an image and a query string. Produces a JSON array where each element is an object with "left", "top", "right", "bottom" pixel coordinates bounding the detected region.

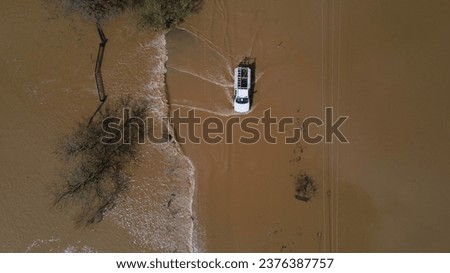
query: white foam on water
[
  {"left": 167, "top": 65, "right": 233, "bottom": 89},
  {"left": 26, "top": 238, "right": 95, "bottom": 253},
  {"left": 107, "top": 33, "right": 199, "bottom": 252},
  {"left": 26, "top": 237, "right": 60, "bottom": 252}
]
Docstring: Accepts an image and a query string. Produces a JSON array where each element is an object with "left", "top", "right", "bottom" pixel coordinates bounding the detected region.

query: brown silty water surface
[
  {"left": 166, "top": 0, "right": 450, "bottom": 252},
  {"left": 2, "top": 0, "right": 450, "bottom": 253}
]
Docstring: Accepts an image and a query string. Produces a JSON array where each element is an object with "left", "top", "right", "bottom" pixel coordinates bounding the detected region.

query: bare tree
[
  {"left": 60, "top": 0, "right": 203, "bottom": 29},
  {"left": 136, "top": 0, "right": 203, "bottom": 29},
  {"left": 61, "top": 0, "right": 131, "bottom": 20},
  {"left": 54, "top": 96, "right": 148, "bottom": 226}
]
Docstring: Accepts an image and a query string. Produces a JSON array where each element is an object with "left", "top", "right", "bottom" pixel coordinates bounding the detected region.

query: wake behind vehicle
[{"left": 233, "top": 66, "right": 251, "bottom": 113}]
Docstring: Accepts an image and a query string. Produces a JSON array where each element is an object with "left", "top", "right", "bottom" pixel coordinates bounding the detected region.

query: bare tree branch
[{"left": 54, "top": 96, "right": 148, "bottom": 226}]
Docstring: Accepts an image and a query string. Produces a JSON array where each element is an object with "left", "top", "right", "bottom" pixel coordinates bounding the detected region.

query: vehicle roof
[{"left": 236, "top": 89, "right": 249, "bottom": 97}]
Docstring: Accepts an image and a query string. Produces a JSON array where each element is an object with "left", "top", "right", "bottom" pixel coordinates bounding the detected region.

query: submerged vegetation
[
  {"left": 293, "top": 172, "right": 317, "bottom": 202},
  {"left": 54, "top": 96, "right": 147, "bottom": 226},
  {"left": 289, "top": 116, "right": 317, "bottom": 202},
  {"left": 62, "top": 0, "right": 203, "bottom": 29}
]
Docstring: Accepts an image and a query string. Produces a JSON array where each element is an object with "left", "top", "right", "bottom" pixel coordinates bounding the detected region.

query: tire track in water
[
  {"left": 321, "top": 0, "right": 342, "bottom": 253},
  {"left": 176, "top": 25, "right": 235, "bottom": 68},
  {"left": 171, "top": 102, "right": 260, "bottom": 117},
  {"left": 167, "top": 65, "right": 233, "bottom": 88}
]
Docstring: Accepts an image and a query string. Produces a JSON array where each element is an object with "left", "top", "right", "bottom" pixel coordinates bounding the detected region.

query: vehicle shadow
[{"left": 238, "top": 57, "right": 257, "bottom": 108}]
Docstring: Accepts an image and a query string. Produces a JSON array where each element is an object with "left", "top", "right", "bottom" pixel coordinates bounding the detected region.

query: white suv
[{"left": 233, "top": 67, "right": 251, "bottom": 113}]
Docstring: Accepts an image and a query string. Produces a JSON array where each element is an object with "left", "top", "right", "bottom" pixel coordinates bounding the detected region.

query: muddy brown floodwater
[
  {"left": 166, "top": 0, "right": 450, "bottom": 252},
  {"left": 1, "top": 0, "right": 450, "bottom": 252}
]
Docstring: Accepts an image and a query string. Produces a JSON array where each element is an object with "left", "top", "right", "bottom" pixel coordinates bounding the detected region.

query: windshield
[{"left": 236, "top": 97, "right": 249, "bottom": 104}]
